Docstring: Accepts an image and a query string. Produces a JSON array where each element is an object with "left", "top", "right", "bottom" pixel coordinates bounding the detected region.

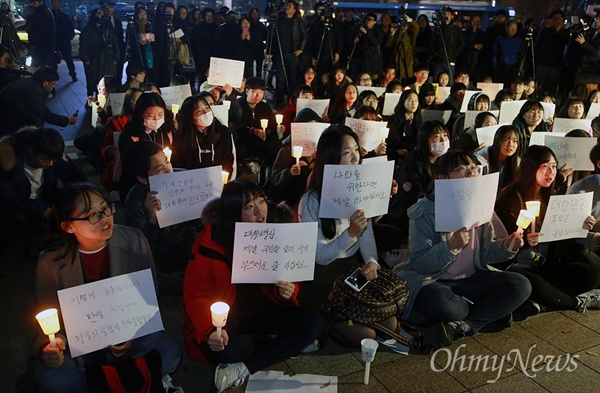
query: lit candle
[
  {"left": 510, "top": 209, "right": 534, "bottom": 250},
  {"left": 380, "top": 126, "right": 389, "bottom": 142},
  {"left": 36, "top": 308, "right": 60, "bottom": 348},
  {"left": 275, "top": 114, "right": 283, "bottom": 125},
  {"left": 97, "top": 94, "right": 106, "bottom": 106},
  {"left": 171, "top": 104, "right": 180, "bottom": 115},
  {"left": 260, "top": 119, "right": 269, "bottom": 130},
  {"left": 222, "top": 171, "right": 229, "bottom": 184},
  {"left": 163, "top": 147, "right": 172, "bottom": 162},
  {"left": 210, "top": 302, "right": 230, "bottom": 337},
  {"left": 525, "top": 201, "right": 541, "bottom": 233},
  {"left": 292, "top": 145, "right": 303, "bottom": 165}
]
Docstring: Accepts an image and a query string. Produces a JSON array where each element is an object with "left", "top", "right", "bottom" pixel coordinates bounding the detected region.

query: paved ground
[{"left": 3, "top": 61, "right": 600, "bottom": 392}]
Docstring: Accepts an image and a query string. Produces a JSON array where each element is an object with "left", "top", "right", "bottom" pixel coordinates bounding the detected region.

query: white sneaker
[
  {"left": 577, "top": 289, "right": 600, "bottom": 314},
  {"left": 162, "top": 375, "right": 184, "bottom": 393},
  {"left": 300, "top": 339, "right": 320, "bottom": 353},
  {"left": 214, "top": 362, "right": 249, "bottom": 392}
]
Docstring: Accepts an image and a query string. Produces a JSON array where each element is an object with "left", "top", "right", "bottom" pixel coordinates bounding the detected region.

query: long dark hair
[
  {"left": 329, "top": 82, "right": 358, "bottom": 121},
  {"left": 120, "top": 87, "right": 144, "bottom": 117},
  {"left": 488, "top": 125, "right": 520, "bottom": 189},
  {"left": 514, "top": 145, "right": 558, "bottom": 220},
  {"left": 211, "top": 179, "right": 267, "bottom": 256},
  {"left": 177, "top": 95, "right": 222, "bottom": 146},
  {"left": 393, "top": 89, "right": 419, "bottom": 116},
  {"left": 127, "top": 92, "right": 174, "bottom": 137},
  {"left": 307, "top": 125, "right": 361, "bottom": 239}
]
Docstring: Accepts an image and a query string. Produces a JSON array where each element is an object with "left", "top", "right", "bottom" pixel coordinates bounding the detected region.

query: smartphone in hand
[{"left": 344, "top": 268, "right": 369, "bottom": 292}]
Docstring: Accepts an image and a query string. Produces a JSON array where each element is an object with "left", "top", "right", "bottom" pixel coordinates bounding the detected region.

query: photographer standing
[
  {"left": 306, "top": 1, "right": 343, "bottom": 77},
  {"left": 428, "top": 7, "right": 464, "bottom": 83},
  {"left": 51, "top": 0, "right": 77, "bottom": 82},
  {"left": 535, "top": 10, "right": 569, "bottom": 96},
  {"left": 575, "top": 11, "right": 600, "bottom": 92},
  {"left": 351, "top": 13, "right": 383, "bottom": 82}
]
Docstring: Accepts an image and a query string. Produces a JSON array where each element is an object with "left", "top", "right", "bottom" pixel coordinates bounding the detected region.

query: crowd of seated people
[{"left": 4, "top": 2, "right": 600, "bottom": 392}]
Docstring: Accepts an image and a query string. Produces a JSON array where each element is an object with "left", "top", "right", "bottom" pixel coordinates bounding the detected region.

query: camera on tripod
[
  {"left": 317, "top": 0, "right": 335, "bottom": 27},
  {"left": 525, "top": 24, "right": 536, "bottom": 40},
  {"left": 432, "top": 5, "right": 452, "bottom": 27},
  {"left": 265, "top": 0, "right": 284, "bottom": 20}
]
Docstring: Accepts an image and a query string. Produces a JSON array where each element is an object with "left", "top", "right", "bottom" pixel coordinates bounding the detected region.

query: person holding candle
[
  {"left": 298, "top": 125, "right": 398, "bottom": 347},
  {"left": 33, "top": 182, "right": 182, "bottom": 393},
  {"left": 171, "top": 95, "right": 236, "bottom": 178},
  {"left": 395, "top": 150, "right": 531, "bottom": 350},
  {"left": 495, "top": 145, "right": 600, "bottom": 313},
  {"left": 280, "top": 85, "right": 316, "bottom": 137},
  {"left": 183, "top": 179, "right": 323, "bottom": 392},
  {"left": 387, "top": 89, "right": 422, "bottom": 162},
  {"left": 475, "top": 124, "right": 521, "bottom": 193}
]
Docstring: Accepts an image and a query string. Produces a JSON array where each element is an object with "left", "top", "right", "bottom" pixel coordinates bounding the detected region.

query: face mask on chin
[
  {"left": 144, "top": 118, "right": 165, "bottom": 131},
  {"left": 430, "top": 140, "right": 450, "bottom": 157}
]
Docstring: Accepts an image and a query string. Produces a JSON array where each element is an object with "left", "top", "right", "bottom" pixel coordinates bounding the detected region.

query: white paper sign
[
  {"left": 436, "top": 86, "right": 451, "bottom": 105},
  {"left": 319, "top": 161, "right": 394, "bottom": 218},
  {"left": 552, "top": 118, "right": 592, "bottom": 134},
  {"left": 344, "top": 117, "right": 385, "bottom": 152},
  {"left": 382, "top": 93, "right": 401, "bottom": 116},
  {"left": 539, "top": 192, "right": 593, "bottom": 242},
  {"left": 541, "top": 102, "right": 556, "bottom": 122},
  {"left": 362, "top": 156, "right": 388, "bottom": 164},
  {"left": 477, "top": 83, "right": 504, "bottom": 101},
  {"left": 529, "top": 131, "right": 566, "bottom": 146},
  {"left": 112, "top": 131, "right": 121, "bottom": 148},
  {"left": 459, "top": 90, "right": 482, "bottom": 113},
  {"left": 160, "top": 85, "right": 193, "bottom": 108},
  {"left": 357, "top": 85, "right": 385, "bottom": 97},
  {"left": 475, "top": 123, "right": 507, "bottom": 148},
  {"left": 434, "top": 172, "right": 500, "bottom": 232},
  {"left": 290, "top": 122, "right": 330, "bottom": 157},
  {"left": 464, "top": 110, "right": 500, "bottom": 129},
  {"left": 544, "top": 136, "right": 596, "bottom": 171},
  {"left": 173, "top": 28, "right": 185, "bottom": 39},
  {"left": 207, "top": 57, "right": 245, "bottom": 88},
  {"left": 212, "top": 105, "right": 229, "bottom": 126},
  {"left": 109, "top": 93, "right": 126, "bottom": 116},
  {"left": 231, "top": 222, "right": 318, "bottom": 284},
  {"left": 421, "top": 109, "right": 452, "bottom": 124},
  {"left": 296, "top": 98, "right": 330, "bottom": 118},
  {"left": 247, "top": 371, "right": 338, "bottom": 393},
  {"left": 148, "top": 166, "right": 223, "bottom": 228},
  {"left": 586, "top": 103, "right": 600, "bottom": 120},
  {"left": 499, "top": 100, "right": 527, "bottom": 124},
  {"left": 56, "top": 269, "right": 163, "bottom": 358}
]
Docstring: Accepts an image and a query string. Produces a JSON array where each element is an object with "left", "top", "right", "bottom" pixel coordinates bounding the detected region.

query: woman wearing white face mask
[
  {"left": 380, "top": 121, "right": 451, "bottom": 241},
  {"left": 171, "top": 96, "right": 236, "bottom": 177}
]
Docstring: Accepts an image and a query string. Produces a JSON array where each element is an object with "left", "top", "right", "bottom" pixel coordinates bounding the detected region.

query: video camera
[
  {"left": 568, "top": 18, "right": 590, "bottom": 38},
  {"left": 318, "top": 0, "right": 335, "bottom": 27},
  {"left": 432, "top": 5, "right": 452, "bottom": 27},
  {"left": 265, "top": 0, "right": 284, "bottom": 20}
]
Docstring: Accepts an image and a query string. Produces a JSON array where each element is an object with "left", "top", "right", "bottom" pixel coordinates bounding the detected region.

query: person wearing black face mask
[{"left": 171, "top": 95, "right": 235, "bottom": 176}]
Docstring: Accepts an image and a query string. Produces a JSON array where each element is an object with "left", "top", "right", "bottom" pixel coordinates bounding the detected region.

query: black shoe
[
  {"left": 421, "top": 321, "right": 470, "bottom": 350},
  {"left": 513, "top": 299, "right": 542, "bottom": 322},
  {"left": 71, "top": 75, "right": 78, "bottom": 82}
]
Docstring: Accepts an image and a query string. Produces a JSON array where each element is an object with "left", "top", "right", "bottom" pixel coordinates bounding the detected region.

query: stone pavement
[{"left": 2, "top": 60, "right": 600, "bottom": 393}]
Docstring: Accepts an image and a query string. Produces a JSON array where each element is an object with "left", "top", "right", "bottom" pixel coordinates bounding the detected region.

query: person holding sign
[
  {"left": 34, "top": 183, "right": 182, "bottom": 393},
  {"left": 395, "top": 151, "right": 530, "bottom": 350},
  {"left": 299, "top": 125, "right": 398, "bottom": 346},
  {"left": 455, "top": 111, "right": 497, "bottom": 154},
  {"left": 495, "top": 145, "right": 600, "bottom": 313},
  {"left": 327, "top": 82, "right": 359, "bottom": 124},
  {"left": 475, "top": 125, "right": 521, "bottom": 193},
  {"left": 171, "top": 95, "right": 235, "bottom": 177},
  {"left": 511, "top": 100, "right": 550, "bottom": 149},
  {"left": 387, "top": 90, "right": 422, "bottom": 162},
  {"left": 183, "top": 180, "right": 323, "bottom": 392}
]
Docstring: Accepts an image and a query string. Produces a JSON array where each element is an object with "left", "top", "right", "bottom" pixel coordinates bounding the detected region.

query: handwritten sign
[
  {"left": 587, "top": 103, "right": 600, "bottom": 120},
  {"left": 212, "top": 105, "right": 229, "bottom": 126},
  {"left": 477, "top": 83, "right": 503, "bottom": 101},
  {"left": 357, "top": 85, "right": 385, "bottom": 97},
  {"left": 498, "top": 100, "right": 527, "bottom": 124},
  {"left": 475, "top": 123, "right": 507, "bottom": 148},
  {"left": 382, "top": 93, "right": 401, "bottom": 116},
  {"left": 207, "top": 57, "right": 245, "bottom": 88},
  {"left": 434, "top": 172, "right": 499, "bottom": 232},
  {"left": 529, "top": 131, "right": 565, "bottom": 146},
  {"left": 296, "top": 98, "right": 329, "bottom": 119},
  {"left": 435, "top": 86, "right": 451, "bottom": 105},
  {"left": 319, "top": 161, "right": 394, "bottom": 218},
  {"left": 56, "top": 269, "right": 163, "bottom": 357},
  {"left": 544, "top": 135, "right": 596, "bottom": 171},
  {"left": 231, "top": 222, "right": 318, "bottom": 284},
  {"left": 109, "top": 93, "right": 126, "bottom": 116},
  {"left": 541, "top": 102, "right": 556, "bottom": 122},
  {"left": 552, "top": 118, "right": 592, "bottom": 134},
  {"left": 290, "top": 122, "right": 329, "bottom": 157},
  {"left": 160, "top": 85, "right": 193, "bottom": 108},
  {"left": 148, "top": 166, "right": 223, "bottom": 228},
  {"left": 344, "top": 117, "right": 386, "bottom": 152},
  {"left": 459, "top": 90, "right": 483, "bottom": 113},
  {"left": 539, "top": 192, "right": 593, "bottom": 242},
  {"left": 464, "top": 110, "right": 499, "bottom": 129},
  {"left": 421, "top": 109, "right": 452, "bottom": 124}
]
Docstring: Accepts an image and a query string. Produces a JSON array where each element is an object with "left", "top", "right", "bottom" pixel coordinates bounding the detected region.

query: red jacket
[{"left": 182, "top": 225, "right": 301, "bottom": 363}]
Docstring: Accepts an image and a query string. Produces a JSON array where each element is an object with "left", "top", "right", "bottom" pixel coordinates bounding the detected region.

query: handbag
[{"left": 326, "top": 267, "right": 419, "bottom": 349}]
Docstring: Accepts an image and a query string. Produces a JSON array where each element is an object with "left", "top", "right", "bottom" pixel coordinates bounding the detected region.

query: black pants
[{"left": 53, "top": 43, "right": 76, "bottom": 77}]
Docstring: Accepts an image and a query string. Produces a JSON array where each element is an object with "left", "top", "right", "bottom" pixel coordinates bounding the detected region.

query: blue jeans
[
  {"left": 34, "top": 331, "right": 181, "bottom": 393},
  {"left": 412, "top": 270, "right": 531, "bottom": 332}
]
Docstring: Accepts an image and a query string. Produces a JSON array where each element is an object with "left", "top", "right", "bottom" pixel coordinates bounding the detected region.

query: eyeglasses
[
  {"left": 450, "top": 165, "right": 481, "bottom": 177},
  {"left": 360, "top": 77, "right": 372, "bottom": 82},
  {"left": 68, "top": 204, "right": 116, "bottom": 225}
]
